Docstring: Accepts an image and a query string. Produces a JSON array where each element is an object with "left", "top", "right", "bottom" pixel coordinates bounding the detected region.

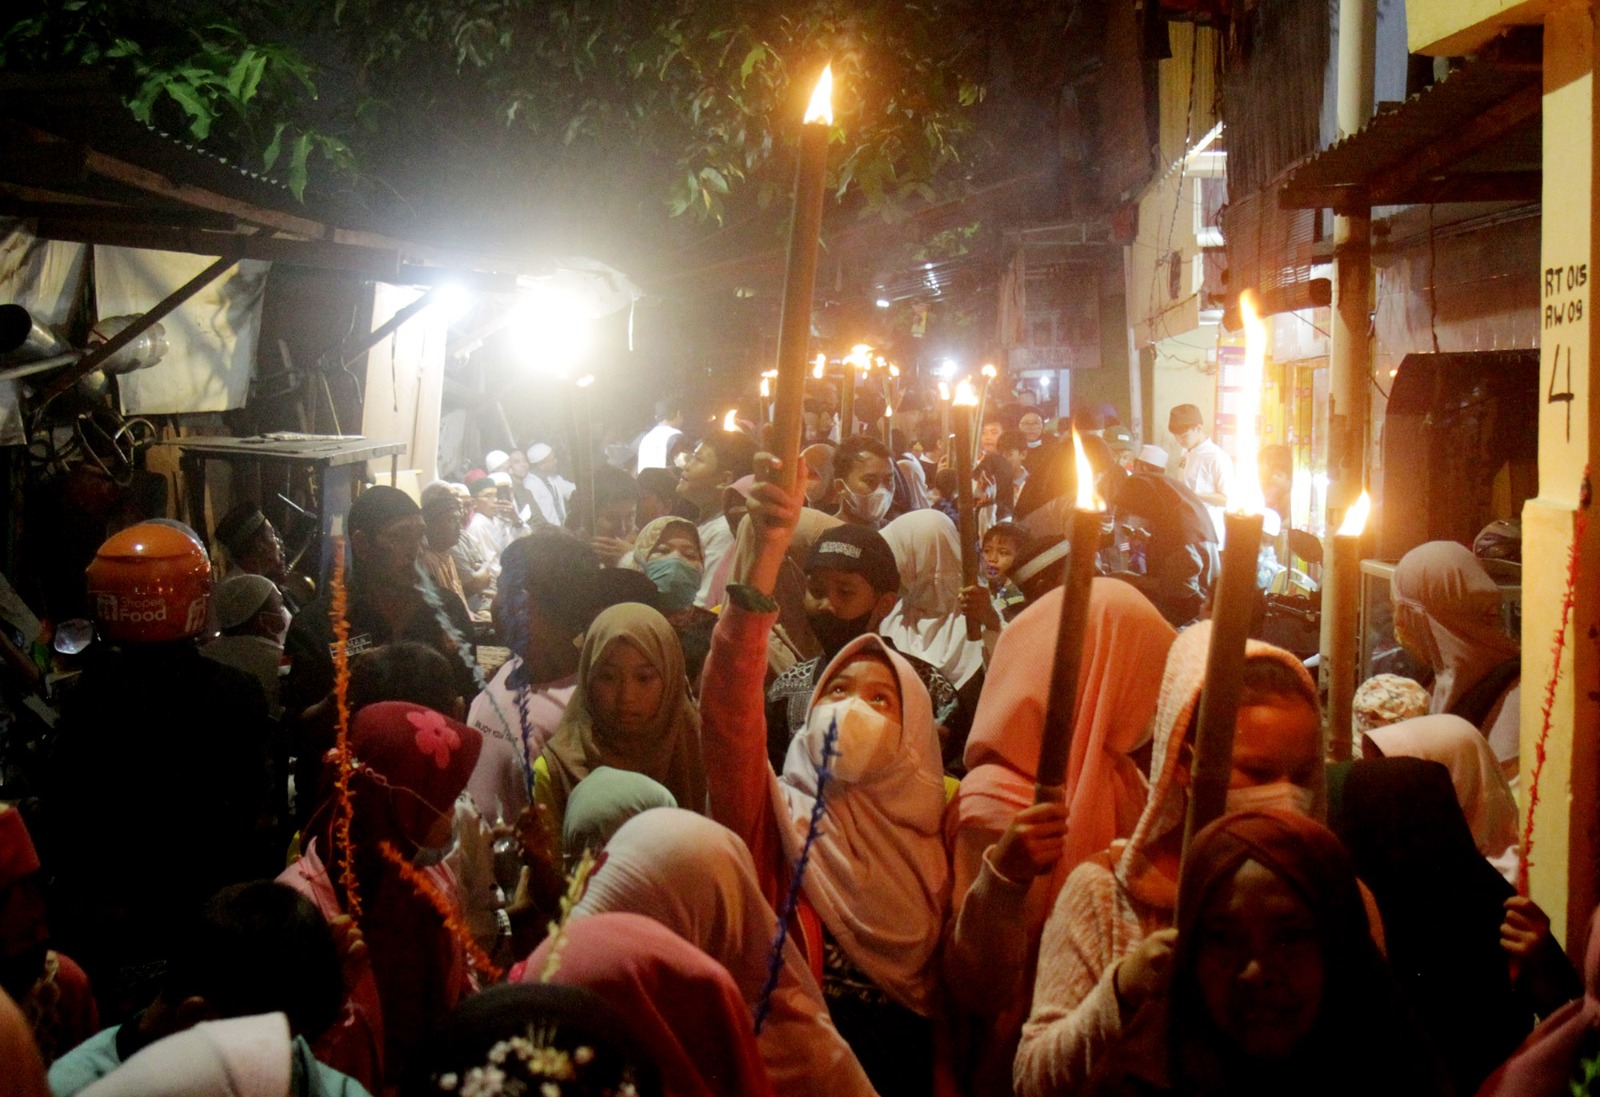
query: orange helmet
[{"left": 86, "top": 523, "right": 213, "bottom": 643}]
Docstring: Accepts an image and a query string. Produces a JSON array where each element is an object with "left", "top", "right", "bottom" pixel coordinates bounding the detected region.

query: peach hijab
[{"left": 956, "top": 578, "right": 1177, "bottom": 888}]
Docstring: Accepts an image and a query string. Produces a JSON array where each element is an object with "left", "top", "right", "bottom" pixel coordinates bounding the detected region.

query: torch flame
[
  {"left": 759, "top": 377, "right": 771, "bottom": 399},
  {"left": 761, "top": 368, "right": 778, "bottom": 379},
  {"left": 885, "top": 403, "right": 894, "bottom": 418},
  {"left": 723, "top": 408, "right": 740, "bottom": 432},
  {"left": 889, "top": 363, "right": 900, "bottom": 378},
  {"left": 812, "top": 353, "right": 826, "bottom": 379},
  {"left": 1072, "top": 428, "right": 1105, "bottom": 512},
  {"left": 575, "top": 374, "right": 596, "bottom": 389},
  {"left": 1226, "top": 290, "right": 1268, "bottom": 515},
  {"left": 938, "top": 381, "right": 952, "bottom": 403},
  {"left": 953, "top": 378, "right": 979, "bottom": 408},
  {"left": 847, "top": 344, "right": 873, "bottom": 370},
  {"left": 804, "top": 65, "right": 834, "bottom": 127},
  {"left": 982, "top": 363, "right": 997, "bottom": 380},
  {"left": 1337, "top": 490, "right": 1372, "bottom": 537}
]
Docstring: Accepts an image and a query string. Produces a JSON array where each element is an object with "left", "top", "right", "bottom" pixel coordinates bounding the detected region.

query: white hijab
[
  {"left": 1366, "top": 714, "right": 1521, "bottom": 884},
  {"left": 79, "top": 1014, "right": 292, "bottom": 1097},
  {"left": 774, "top": 634, "right": 950, "bottom": 1016},
  {"left": 575, "top": 808, "right": 875, "bottom": 1097},
  {"left": 877, "top": 509, "right": 986, "bottom": 689}
]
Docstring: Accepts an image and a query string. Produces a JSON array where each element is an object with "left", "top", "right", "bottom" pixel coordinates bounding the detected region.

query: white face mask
[
  {"left": 267, "top": 607, "right": 290, "bottom": 648},
  {"left": 1224, "top": 781, "right": 1314, "bottom": 817},
  {"left": 804, "top": 697, "right": 899, "bottom": 784},
  {"left": 842, "top": 484, "right": 894, "bottom": 523}
]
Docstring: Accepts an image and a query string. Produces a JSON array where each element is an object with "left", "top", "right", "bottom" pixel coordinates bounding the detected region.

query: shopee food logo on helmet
[
  {"left": 97, "top": 592, "right": 169, "bottom": 624},
  {"left": 97, "top": 592, "right": 205, "bottom": 630}
]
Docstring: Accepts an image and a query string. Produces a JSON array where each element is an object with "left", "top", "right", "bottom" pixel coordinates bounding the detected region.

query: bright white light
[
  {"left": 510, "top": 287, "right": 594, "bottom": 378},
  {"left": 1039, "top": 375, "right": 1051, "bottom": 390},
  {"left": 435, "top": 283, "right": 474, "bottom": 324},
  {"left": 936, "top": 359, "right": 958, "bottom": 380},
  {"left": 875, "top": 297, "right": 891, "bottom": 308}
]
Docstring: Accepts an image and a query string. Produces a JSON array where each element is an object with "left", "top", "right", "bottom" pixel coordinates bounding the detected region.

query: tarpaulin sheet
[
  {"left": 94, "top": 245, "right": 269, "bottom": 415},
  {"left": 0, "top": 221, "right": 88, "bottom": 445}
]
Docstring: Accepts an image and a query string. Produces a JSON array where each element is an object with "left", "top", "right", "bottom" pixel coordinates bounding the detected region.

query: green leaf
[
  {"left": 163, "top": 82, "right": 216, "bottom": 139},
  {"left": 739, "top": 44, "right": 766, "bottom": 83},
  {"left": 699, "top": 165, "right": 728, "bottom": 194},
  {"left": 287, "top": 131, "right": 312, "bottom": 200},
  {"left": 262, "top": 121, "right": 288, "bottom": 171}
]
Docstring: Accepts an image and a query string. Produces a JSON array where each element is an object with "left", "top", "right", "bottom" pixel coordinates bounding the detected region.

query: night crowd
[{"left": 1, "top": 390, "right": 1582, "bottom": 1097}]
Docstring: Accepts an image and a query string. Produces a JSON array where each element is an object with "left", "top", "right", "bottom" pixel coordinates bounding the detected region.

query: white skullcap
[
  {"left": 214, "top": 574, "right": 277, "bottom": 630},
  {"left": 527, "top": 442, "right": 554, "bottom": 464},
  {"left": 484, "top": 449, "right": 511, "bottom": 473},
  {"left": 1136, "top": 444, "right": 1170, "bottom": 469}
]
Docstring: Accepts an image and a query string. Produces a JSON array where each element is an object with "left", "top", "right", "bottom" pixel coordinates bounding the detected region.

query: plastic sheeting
[
  {"left": 0, "top": 221, "right": 88, "bottom": 445},
  {"left": 94, "top": 245, "right": 269, "bottom": 415}
]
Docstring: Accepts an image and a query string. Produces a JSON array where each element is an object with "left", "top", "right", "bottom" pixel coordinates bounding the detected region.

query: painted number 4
[{"left": 1549, "top": 344, "right": 1575, "bottom": 442}]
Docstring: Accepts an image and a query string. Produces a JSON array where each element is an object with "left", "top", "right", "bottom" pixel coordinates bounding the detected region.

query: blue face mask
[{"left": 644, "top": 556, "right": 702, "bottom": 610}]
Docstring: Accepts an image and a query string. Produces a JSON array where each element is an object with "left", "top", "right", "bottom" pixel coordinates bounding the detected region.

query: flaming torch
[
  {"left": 1034, "top": 428, "right": 1107, "bottom": 801},
  {"left": 938, "top": 381, "right": 952, "bottom": 455},
  {"left": 973, "top": 362, "right": 998, "bottom": 462},
  {"left": 770, "top": 65, "right": 834, "bottom": 490},
  {"left": 1328, "top": 490, "right": 1371, "bottom": 759},
  {"left": 1180, "top": 289, "right": 1269, "bottom": 862},
  {"left": 952, "top": 377, "right": 982, "bottom": 640},
  {"left": 723, "top": 408, "right": 741, "bottom": 433},
  {"left": 840, "top": 343, "right": 871, "bottom": 441}
]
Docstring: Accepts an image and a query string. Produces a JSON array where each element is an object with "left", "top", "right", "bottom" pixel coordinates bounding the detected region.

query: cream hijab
[
  {"left": 1115, "top": 621, "right": 1325, "bottom": 907},
  {"left": 878, "top": 509, "right": 986, "bottom": 689},
  {"left": 575, "top": 808, "right": 875, "bottom": 1097},
  {"left": 78, "top": 1014, "right": 293, "bottom": 1097},
  {"left": 541, "top": 603, "right": 707, "bottom": 815},
  {"left": 1391, "top": 541, "right": 1518, "bottom": 715},
  {"left": 1366, "top": 713, "right": 1521, "bottom": 884},
  {"left": 775, "top": 634, "right": 950, "bottom": 1016}
]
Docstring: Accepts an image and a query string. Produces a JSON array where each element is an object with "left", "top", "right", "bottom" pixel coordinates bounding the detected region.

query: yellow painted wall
[{"left": 1406, "top": 0, "right": 1556, "bottom": 56}]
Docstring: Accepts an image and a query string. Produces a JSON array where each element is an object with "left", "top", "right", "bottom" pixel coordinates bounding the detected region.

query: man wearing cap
[
  {"left": 213, "top": 502, "right": 300, "bottom": 614},
  {"left": 763, "top": 523, "right": 966, "bottom": 772},
  {"left": 468, "top": 530, "right": 658, "bottom": 766},
  {"left": 1133, "top": 443, "right": 1171, "bottom": 476},
  {"left": 281, "top": 486, "right": 478, "bottom": 819},
  {"left": 520, "top": 443, "right": 573, "bottom": 527},
  {"left": 1168, "top": 402, "right": 1233, "bottom": 545},
  {"left": 202, "top": 574, "right": 290, "bottom": 715}
]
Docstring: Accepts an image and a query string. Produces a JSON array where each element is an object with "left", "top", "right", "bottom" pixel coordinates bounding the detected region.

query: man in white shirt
[
  {"left": 635, "top": 398, "right": 685, "bottom": 471},
  {"left": 1169, "top": 402, "right": 1233, "bottom": 545},
  {"left": 675, "top": 428, "right": 759, "bottom": 607},
  {"left": 520, "top": 442, "right": 574, "bottom": 526}
]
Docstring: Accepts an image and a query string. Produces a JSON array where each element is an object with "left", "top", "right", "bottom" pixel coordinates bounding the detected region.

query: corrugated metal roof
[{"left": 1279, "top": 29, "right": 1541, "bottom": 212}]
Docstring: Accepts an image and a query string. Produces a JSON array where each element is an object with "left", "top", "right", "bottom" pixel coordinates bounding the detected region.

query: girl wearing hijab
[
  {"left": 1362, "top": 713, "right": 1521, "bottom": 883},
  {"left": 1015, "top": 624, "right": 1325, "bottom": 1097},
  {"left": 877, "top": 510, "right": 987, "bottom": 690},
  {"left": 572, "top": 808, "right": 876, "bottom": 1097},
  {"left": 700, "top": 469, "right": 949, "bottom": 1097},
  {"left": 632, "top": 517, "right": 705, "bottom": 612},
  {"left": 281, "top": 702, "right": 483, "bottom": 1089},
  {"left": 944, "top": 580, "right": 1175, "bottom": 1090},
  {"left": 535, "top": 604, "right": 707, "bottom": 838},
  {"left": 520, "top": 913, "right": 776, "bottom": 1097},
  {"left": 1078, "top": 810, "right": 1449, "bottom": 1097},
  {"left": 1327, "top": 756, "right": 1579, "bottom": 1096},
  {"left": 1391, "top": 540, "right": 1521, "bottom": 769}
]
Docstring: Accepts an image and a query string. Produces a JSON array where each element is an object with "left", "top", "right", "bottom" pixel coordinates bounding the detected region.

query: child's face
[
  {"left": 1194, "top": 858, "right": 1324, "bottom": 1060},
  {"left": 982, "top": 536, "right": 1018, "bottom": 580},
  {"left": 818, "top": 654, "right": 902, "bottom": 724}
]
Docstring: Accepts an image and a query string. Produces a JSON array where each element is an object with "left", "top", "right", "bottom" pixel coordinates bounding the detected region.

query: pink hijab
[
  {"left": 522, "top": 912, "right": 775, "bottom": 1097},
  {"left": 956, "top": 578, "right": 1177, "bottom": 889}
]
